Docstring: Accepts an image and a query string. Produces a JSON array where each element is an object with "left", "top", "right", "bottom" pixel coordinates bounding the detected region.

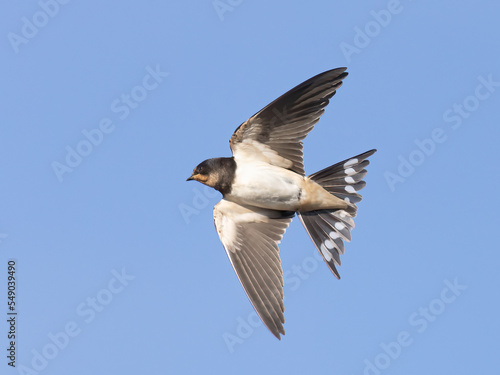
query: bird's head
[{"left": 186, "top": 159, "right": 219, "bottom": 188}]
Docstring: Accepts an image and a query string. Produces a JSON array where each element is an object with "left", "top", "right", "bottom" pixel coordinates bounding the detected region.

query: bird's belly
[{"left": 227, "top": 164, "right": 303, "bottom": 211}]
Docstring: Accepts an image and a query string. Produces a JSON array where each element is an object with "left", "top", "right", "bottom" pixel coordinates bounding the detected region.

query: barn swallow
[{"left": 187, "top": 68, "right": 376, "bottom": 339}]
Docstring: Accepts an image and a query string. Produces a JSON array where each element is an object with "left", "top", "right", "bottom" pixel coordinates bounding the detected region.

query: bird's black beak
[{"left": 186, "top": 176, "right": 194, "bottom": 181}]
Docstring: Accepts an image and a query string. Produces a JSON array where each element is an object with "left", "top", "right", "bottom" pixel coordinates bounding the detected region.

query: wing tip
[{"left": 270, "top": 327, "right": 285, "bottom": 340}]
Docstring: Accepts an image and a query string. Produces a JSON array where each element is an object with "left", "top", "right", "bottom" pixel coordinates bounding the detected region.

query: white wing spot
[
  {"left": 329, "top": 231, "right": 340, "bottom": 239},
  {"left": 345, "top": 176, "right": 355, "bottom": 184},
  {"left": 344, "top": 158, "right": 358, "bottom": 167},
  {"left": 345, "top": 185, "right": 356, "bottom": 193},
  {"left": 324, "top": 239, "right": 334, "bottom": 249},
  {"left": 344, "top": 197, "right": 351, "bottom": 203},
  {"left": 320, "top": 244, "right": 333, "bottom": 262},
  {"left": 335, "top": 222, "right": 345, "bottom": 231},
  {"left": 345, "top": 167, "right": 356, "bottom": 175}
]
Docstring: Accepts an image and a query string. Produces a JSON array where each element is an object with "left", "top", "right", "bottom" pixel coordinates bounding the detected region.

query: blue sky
[{"left": 1, "top": 1, "right": 499, "bottom": 374}]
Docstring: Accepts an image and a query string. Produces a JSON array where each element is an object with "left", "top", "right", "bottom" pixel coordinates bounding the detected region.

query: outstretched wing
[
  {"left": 229, "top": 68, "right": 348, "bottom": 175},
  {"left": 213, "top": 199, "right": 294, "bottom": 339}
]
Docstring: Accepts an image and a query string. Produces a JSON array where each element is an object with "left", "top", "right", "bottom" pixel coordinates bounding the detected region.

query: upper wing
[
  {"left": 213, "top": 199, "right": 294, "bottom": 339},
  {"left": 229, "top": 68, "right": 348, "bottom": 175}
]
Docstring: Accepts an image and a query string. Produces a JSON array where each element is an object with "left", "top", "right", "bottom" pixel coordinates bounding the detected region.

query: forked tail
[{"left": 298, "top": 149, "right": 376, "bottom": 278}]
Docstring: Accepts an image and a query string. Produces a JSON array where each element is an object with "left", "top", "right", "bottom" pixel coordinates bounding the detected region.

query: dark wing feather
[
  {"left": 229, "top": 68, "right": 348, "bottom": 175},
  {"left": 213, "top": 199, "right": 294, "bottom": 339}
]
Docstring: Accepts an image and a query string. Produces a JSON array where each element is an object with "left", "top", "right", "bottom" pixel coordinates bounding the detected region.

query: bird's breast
[{"left": 226, "top": 162, "right": 303, "bottom": 211}]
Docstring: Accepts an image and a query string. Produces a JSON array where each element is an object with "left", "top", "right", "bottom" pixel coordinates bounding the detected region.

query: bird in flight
[{"left": 187, "top": 68, "right": 376, "bottom": 339}]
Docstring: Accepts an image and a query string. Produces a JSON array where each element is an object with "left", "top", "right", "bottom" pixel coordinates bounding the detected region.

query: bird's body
[
  {"left": 187, "top": 68, "right": 376, "bottom": 339},
  {"left": 228, "top": 158, "right": 303, "bottom": 211},
  {"left": 229, "top": 161, "right": 350, "bottom": 212}
]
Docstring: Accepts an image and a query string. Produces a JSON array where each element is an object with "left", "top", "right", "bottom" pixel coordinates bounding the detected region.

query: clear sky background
[{"left": 1, "top": 1, "right": 499, "bottom": 374}]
